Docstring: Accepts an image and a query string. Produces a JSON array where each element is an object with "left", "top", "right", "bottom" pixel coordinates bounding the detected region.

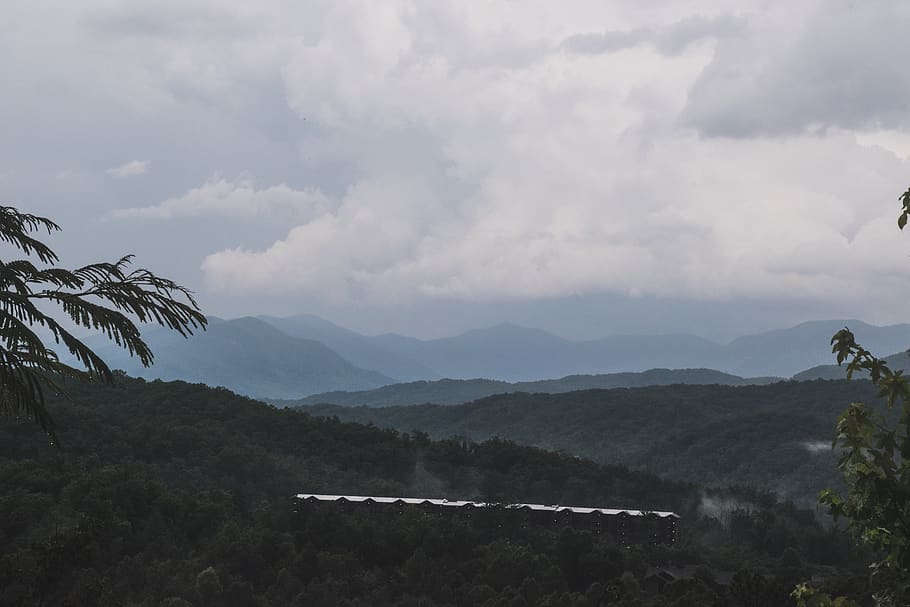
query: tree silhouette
[{"left": 0, "top": 205, "right": 207, "bottom": 442}]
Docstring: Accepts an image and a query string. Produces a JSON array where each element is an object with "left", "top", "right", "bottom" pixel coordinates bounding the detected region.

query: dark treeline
[
  {"left": 305, "top": 380, "right": 884, "bottom": 507},
  {"left": 0, "top": 376, "right": 869, "bottom": 606}
]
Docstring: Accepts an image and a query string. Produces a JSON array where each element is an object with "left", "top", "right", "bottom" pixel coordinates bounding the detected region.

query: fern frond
[
  {"left": 0, "top": 207, "right": 60, "bottom": 264},
  {"left": 0, "top": 205, "right": 207, "bottom": 443}
]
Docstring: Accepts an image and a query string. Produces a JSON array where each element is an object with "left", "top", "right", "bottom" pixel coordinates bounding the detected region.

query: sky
[{"left": 2, "top": 0, "right": 910, "bottom": 341}]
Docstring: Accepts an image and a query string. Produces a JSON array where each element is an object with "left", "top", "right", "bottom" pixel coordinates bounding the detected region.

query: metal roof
[{"left": 295, "top": 494, "right": 679, "bottom": 519}]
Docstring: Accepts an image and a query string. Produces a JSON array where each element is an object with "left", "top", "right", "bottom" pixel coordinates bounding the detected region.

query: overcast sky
[{"left": 2, "top": 0, "right": 910, "bottom": 341}]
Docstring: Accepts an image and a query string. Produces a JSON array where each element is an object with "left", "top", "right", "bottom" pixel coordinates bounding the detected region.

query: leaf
[{"left": 0, "top": 205, "right": 207, "bottom": 442}]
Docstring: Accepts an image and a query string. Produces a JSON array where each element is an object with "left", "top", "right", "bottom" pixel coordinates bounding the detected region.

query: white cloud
[
  {"left": 112, "top": 176, "right": 331, "bottom": 220},
  {"left": 856, "top": 130, "right": 910, "bottom": 161},
  {"left": 201, "top": 130, "right": 910, "bottom": 304},
  {"left": 107, "top": 160, "right": 149, "bottom": 178},
  {"left": 6, "top": 0, "right": 910, "bottom": 324},
  {"left": 197, "top": 0, "right": 910, "bottom": 311},
  {"left": 201, "top": 175, "right": 450, "bottom": 299}
]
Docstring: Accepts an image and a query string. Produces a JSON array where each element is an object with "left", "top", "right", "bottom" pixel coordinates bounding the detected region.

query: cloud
[
  {"left": 112, "top": 176, "right": 331, "bottom": 220},
  {"left": 107, "top": 160, "right": 149, "bottom": 178},
  {"left": 561, "top": 14, "right": 746, "bottom": 57},
  {"left": 6, "top": 0, "right": 910, "bottom": 328},
  {"left": 82, "top": 1, "right": 255, "bottom": 41},
  {"left": 201, "top": 130, "right": 910, "bottom": 305},
  {"left": 194, "top": 0, "right": 910, "bottom": 309},
  {"left": 682, "top": 1, "right": 910, "bottom": 136},
  {"left": 201, "top": 174, "right": 458, "bottom": 299}
]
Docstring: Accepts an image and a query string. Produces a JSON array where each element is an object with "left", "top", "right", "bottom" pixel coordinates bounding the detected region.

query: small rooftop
[{"left": 295, "top": 493, "right": 679, "bottom": 518}]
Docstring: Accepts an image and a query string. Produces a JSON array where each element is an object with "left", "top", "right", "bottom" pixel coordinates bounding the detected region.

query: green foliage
[
  {"left": 792, "top": 583, "right": 861, "bottom": 607},
  {"left": 897, "top": 187, "right": 910, "bottom": 230},
  {"left": 0, "top": 205, "right": 207, "bottom": 440},
  {"left": 195, "top": 566, "right": 223, "bottom": 603},
  {"left": 801, "top": 190, "right": 910, "bottom": 606},
  {"left": 818, "top": 328, "right": 910, "bottom": 605},
  {"left": 308, "top": 380, "right": 883, "bottom": 506},
  {"left": 0, "top": 377, "right": 869, "bottom": 605}
]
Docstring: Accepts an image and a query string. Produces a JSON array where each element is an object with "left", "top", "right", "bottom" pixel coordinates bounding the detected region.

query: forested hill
[
  {"left": 793, "top": 349, "right": 910, "bottom": 380},
  {"left": 1, "top": 376, "right": 867, "bottom": 605},
  {"left": 306, "top": 380, "right": 883, "bottom": 507},
  {"left": 3, "top": 375, "right": 689, "bottom": 516},
  {"left": 281, "top": 368, "right": 781, "bottom": 407}
]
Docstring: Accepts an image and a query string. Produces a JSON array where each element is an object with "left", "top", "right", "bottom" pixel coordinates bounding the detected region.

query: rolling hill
[
  {"left": 1, "top": 376, "right": 860, "bottom": 605},
  {"left": 303, "top": 380, "right": 885, "bottom": 506},
  {"left": 794, "top": 348, "right": 910, "bottom": 381},
  {"left": 283, "top": 368, "right": 782, "bottom": 407}
]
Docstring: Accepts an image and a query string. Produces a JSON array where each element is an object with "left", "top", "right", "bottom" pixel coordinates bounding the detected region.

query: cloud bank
[
  {"left": 3, "top": 0, "right": 910, "bottom": 325},
  {"left": 199, "top": 1, "right": 910, "bottom": 308}
]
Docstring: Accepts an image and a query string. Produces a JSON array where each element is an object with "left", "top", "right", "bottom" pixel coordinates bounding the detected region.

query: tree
[
  {"left": 0, "top": 205, "right": 206, "bottom": 441},
  {"left": 798, "top": 187, "right": 910, "bottom": 607}
]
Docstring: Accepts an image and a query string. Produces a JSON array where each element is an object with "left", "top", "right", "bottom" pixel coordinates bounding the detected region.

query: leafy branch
[
  {"left": 806, "top": 190, "right": 910, "bottom": 606},
  {"left": 0, "top": 206, "right": 207, "bottom": 442}
]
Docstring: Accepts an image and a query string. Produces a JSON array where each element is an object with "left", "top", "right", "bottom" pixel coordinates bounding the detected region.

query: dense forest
[
  {"left": 304, "top": 380, "right": 885, "bottom": 507},
  {"left": 0, "top": 375, "right": 870, "bottom": 605}
]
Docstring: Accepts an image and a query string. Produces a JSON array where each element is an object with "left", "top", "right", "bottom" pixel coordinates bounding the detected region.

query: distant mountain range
[
  {"left": 256, "top": 314, "right": 438, "bottom": 381},
  {"left": 82, "top": 316, "right": 393, "bottom": 399},
  {"left": 77, "top": 314, "right": 910, "bottom": 400},
  {"left": 279, "top": 368, "right": 782, "bottom": 407},
  {"left": 367, "top": 325, "right": 722, "bottom": 382},
  {"left": 257, "top": 316, "right": 910, "bottom": 389},
  {"left": 354, "top": 319, "right": 910, "bottom": 381}
]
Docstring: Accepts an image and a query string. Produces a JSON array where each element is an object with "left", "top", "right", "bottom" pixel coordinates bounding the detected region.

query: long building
[{"left": 295, "top": 493, "right": 679, "bottom": 545}]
